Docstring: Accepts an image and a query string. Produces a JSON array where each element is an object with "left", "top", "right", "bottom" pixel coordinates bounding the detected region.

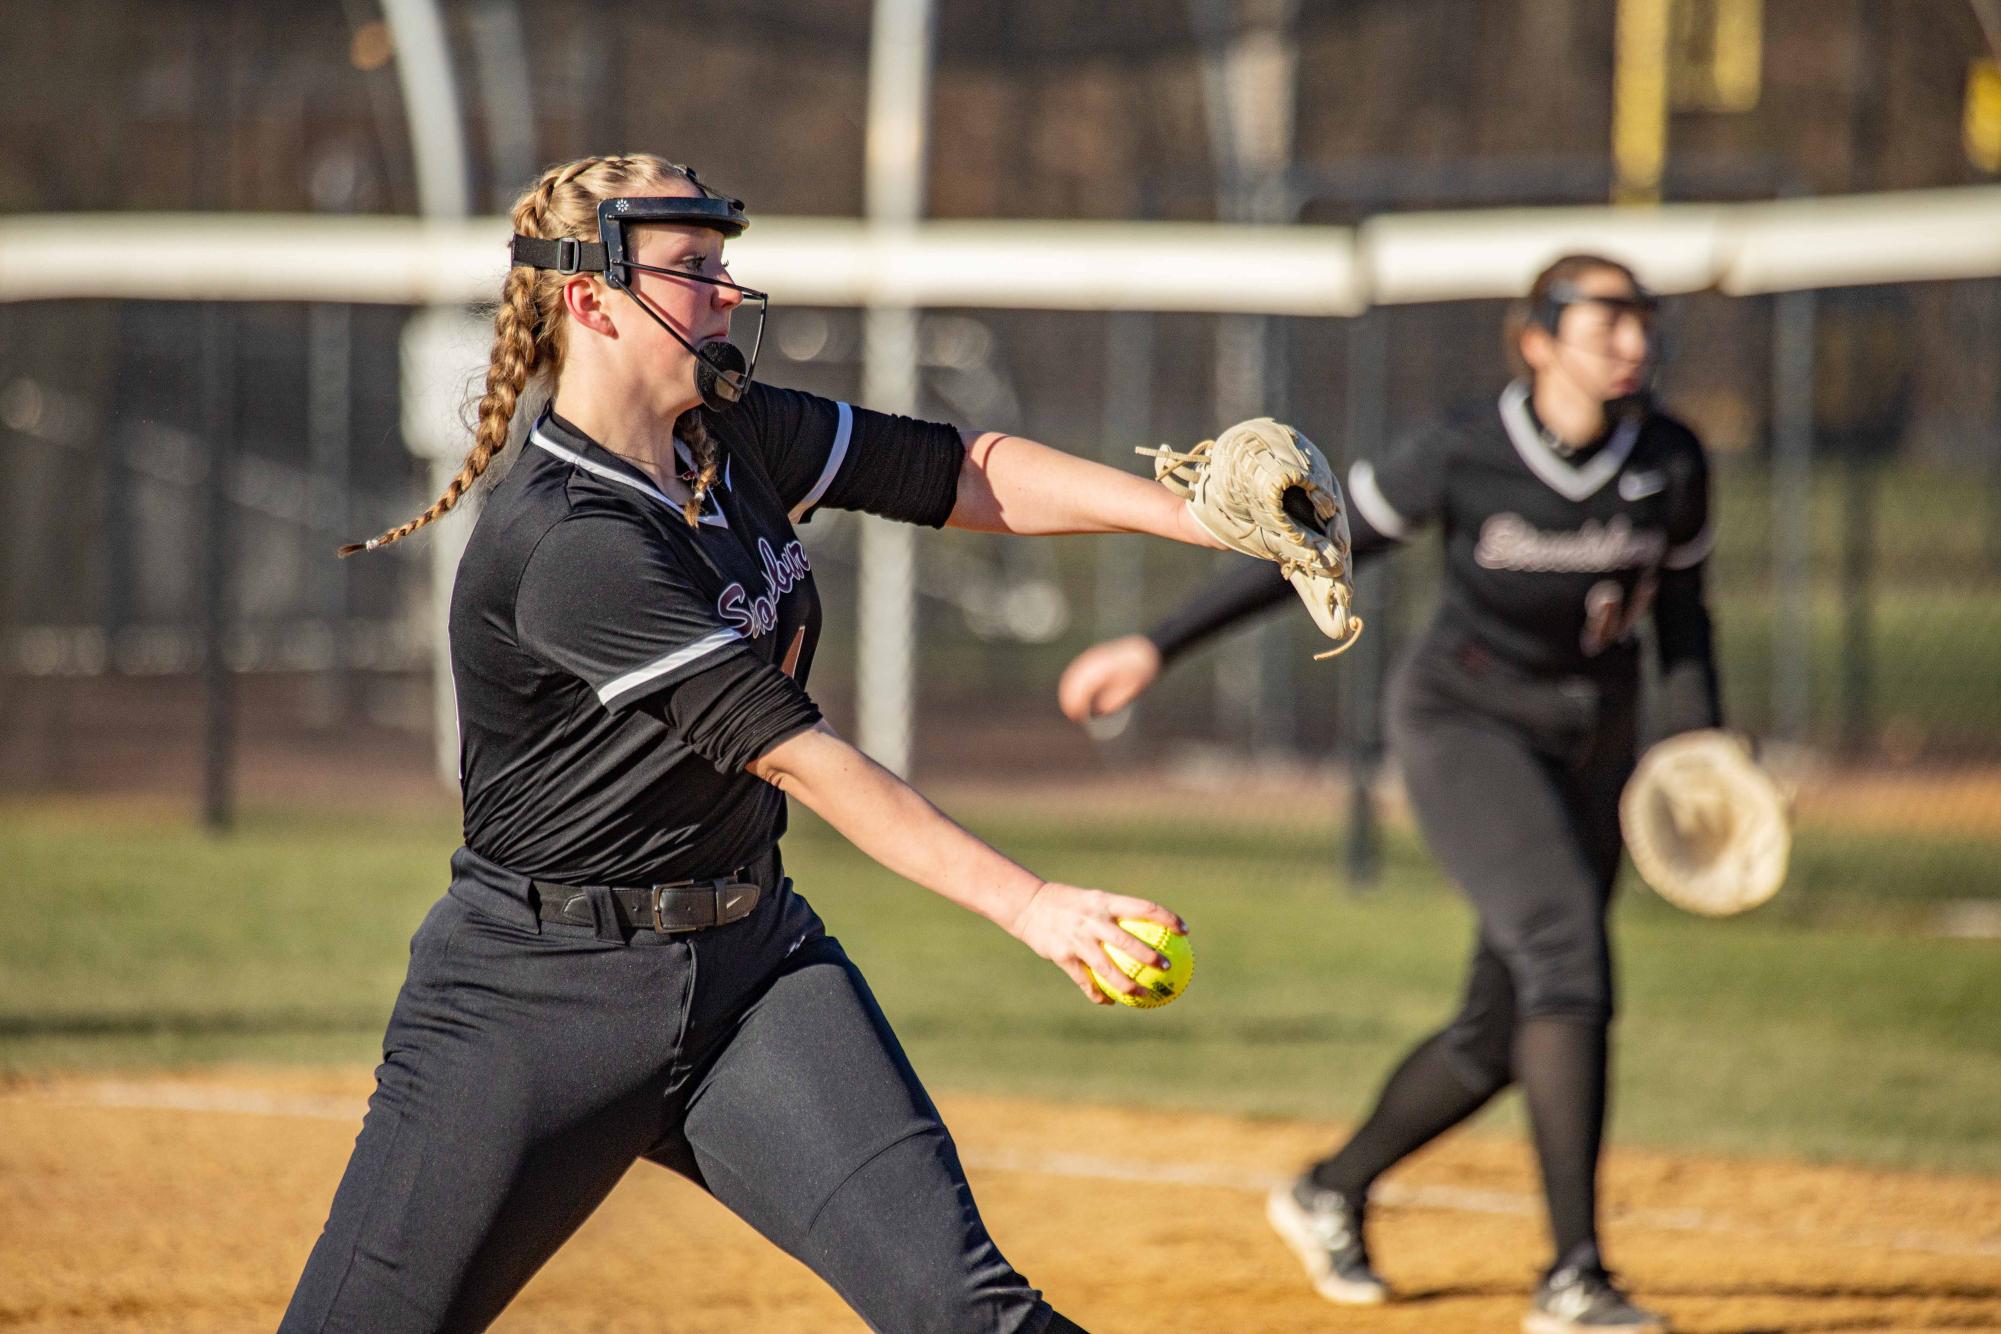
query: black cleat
[
  {"left": 1524, "top": 1263, "right": 1667, "bottom": 1333},
  {"left": 1265, "top": 1177, "right": 1391, "bottom": 1305}
]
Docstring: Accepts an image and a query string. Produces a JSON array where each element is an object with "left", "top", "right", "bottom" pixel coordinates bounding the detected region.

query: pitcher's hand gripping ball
[
  {"left": 1139, "top": 417, "right": 1363, "bottom": 659},
  {"left": 1090, "top": 918, "right": 1195, "bottom": 1009},
  {"left": 1621, "top": 729, "right": 1791, "bottom": 916}
]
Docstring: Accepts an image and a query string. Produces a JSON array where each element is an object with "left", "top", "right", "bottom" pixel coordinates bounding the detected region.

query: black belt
[{"left": 532, "top": 875, "right": 762, "bottom": 934}]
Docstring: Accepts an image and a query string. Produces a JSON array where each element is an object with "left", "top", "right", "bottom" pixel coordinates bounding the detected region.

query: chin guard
[{"left": 509, "top": 167, "right": 767, "bottom": 412}]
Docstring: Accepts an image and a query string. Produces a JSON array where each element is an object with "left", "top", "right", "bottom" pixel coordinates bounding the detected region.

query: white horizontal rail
[{"left": 3, "top": 184, "right": 1997, "bottom": 311}]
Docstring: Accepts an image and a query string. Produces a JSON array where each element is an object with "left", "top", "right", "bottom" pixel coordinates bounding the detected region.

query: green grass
[
  {"left": 0, "top": 800, "right": 455, "bottom": 1067},
  {"left": 813, "top": 812, "right": 2001, "bottom": 1174},
  {"left": 1713, "top": 586, "right": 2001, "bottom": 743},
  {"left": 1, "top": 798, "right": 1997, "bottom": 1173}
]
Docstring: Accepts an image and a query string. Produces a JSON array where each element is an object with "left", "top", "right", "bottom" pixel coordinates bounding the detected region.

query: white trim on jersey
[
  {"left": 531, "top": 429, "right": 674, "bottom": 505},
  {"left": 530, "top": 427, "right": 730, "bottom": 528},
  {"left": 790, "top": 400, "right": 853, "bottom": 521},
  {"left": 598, "top": 628, "right": 745, "bottom": 706},
  {"left": 1665, "top": 522, "right": 1716, "bottom": 570},
  {"left": 1347, "top": 459, "right": 1413, "bottom": 541},
  {"left": 1497, "top": 379, "right": 1640, "bottom": 503}
]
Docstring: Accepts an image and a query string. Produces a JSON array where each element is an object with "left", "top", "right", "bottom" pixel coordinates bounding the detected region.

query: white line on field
[
  {"left": 15, "top": 1081, "right": 2001, "bottom": 1261},
  {"left": 32, "top": 1080, "right": 365, "bottom": 1122}
]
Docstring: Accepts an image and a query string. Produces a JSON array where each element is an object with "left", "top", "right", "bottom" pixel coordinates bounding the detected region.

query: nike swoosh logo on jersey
[{"left": 1619, "top": 470, "right": 1666, "bottom": 500}]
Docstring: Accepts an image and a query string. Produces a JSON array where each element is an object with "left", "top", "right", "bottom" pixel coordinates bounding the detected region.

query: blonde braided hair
[{"left": 339, "top": 153, "right": 719, "bottom": 555}]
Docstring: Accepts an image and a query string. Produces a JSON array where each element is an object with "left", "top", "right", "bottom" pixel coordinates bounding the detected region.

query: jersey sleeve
[
  {"left": 515, "top": 513, "right": 745, "bottom": 710},
  {"left": 636, "top": 657, "right": 824, "bottom": 774},
  {"left": 516, "top": 514, "right": 822, "bottom": 769},
  {"left": 1660, "top": 422, "right": 1714, "bottom": 571},
  {"left": 1346, "top": 424, "right": 1448, "bottom": 557},
  {"left": 714, "top": 381, "right": 966, "bottom": 529},
  {"left": 1650, "top": 423, "right": 1722, "bottom": 734}
]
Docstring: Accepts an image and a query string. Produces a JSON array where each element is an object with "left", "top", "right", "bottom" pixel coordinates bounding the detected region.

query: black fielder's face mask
[
  {"left": 1532, "top": 279, "right": 1662, "bottom": 418},
  {"left": 509, "top": 176, "right": 769, "bottom": 414}
]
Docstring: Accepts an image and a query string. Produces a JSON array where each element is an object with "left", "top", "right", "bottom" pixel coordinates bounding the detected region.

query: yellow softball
[{"left": 1089, "top": 918, "right": 1194, "bottom": 1009}]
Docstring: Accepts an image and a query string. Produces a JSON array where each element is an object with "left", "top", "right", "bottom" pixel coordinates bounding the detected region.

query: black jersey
[
  {"left": 1348, "top": 379, "right": 1711, "bottom": 677},
  {"left": 450, "top": 381, "right": 965, "bottom": 886},
  {"left": 1148, "top": 381, "right": 1722, "bottom": 736}
]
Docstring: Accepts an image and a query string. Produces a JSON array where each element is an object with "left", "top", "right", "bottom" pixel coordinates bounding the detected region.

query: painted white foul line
[{"left": 17, "top": 1081, "right": 2001, "bottom": 1262}]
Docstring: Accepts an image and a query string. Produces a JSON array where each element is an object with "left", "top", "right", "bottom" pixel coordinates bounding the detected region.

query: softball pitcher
[
  {"left": 280, "top": 153, "right": 1241, "bottom": 1333},
  {"left": 1060, "top": 255, "right": 1722, "bottom": 1333}
]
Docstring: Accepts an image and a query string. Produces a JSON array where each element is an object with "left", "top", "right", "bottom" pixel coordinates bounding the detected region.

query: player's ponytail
[{"left": 339, "top": 263, "right": 544, "bottom": 556}]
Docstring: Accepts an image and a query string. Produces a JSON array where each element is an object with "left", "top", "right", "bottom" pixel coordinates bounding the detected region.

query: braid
[
  {"left": 680, "top": 414, "right": 721, "bottom": 527},
  {"left": 338, "top": 265, "right": 542, "bottom": 557},
  {"left": 546, "top": 157, "right": 596, "bottom": 200}
]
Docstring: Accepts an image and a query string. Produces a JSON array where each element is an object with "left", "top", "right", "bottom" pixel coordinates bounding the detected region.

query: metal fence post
[
  {"left": 1839, "top": 456, "right": 1878, "bottom": 753},
  {"left": 855, "top": 0, "right": 935, "bottom": 778},
  {"left": 1771, "top": 288, "right": 1816, "bottom": 750},
  {"left": 200, "top": 303, "right": 237, "bottom": 832},
  {"left": 1341, "top": 307, "right": 1388, "bottom": 888},
  {"left": 1096, "top": 312, "right": 1156, "bottom": 754},
  {"left": 307, "top": 303, "right": 354, "bottom": 724}
]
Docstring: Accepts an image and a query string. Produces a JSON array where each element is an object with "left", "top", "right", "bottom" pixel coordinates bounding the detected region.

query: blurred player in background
[
  {"left": 1060, "top": 255, "right": 1721, "bottom": 1333},
  {"left": 281, "top": 152, "right": 1238, "bottom": 1333}
]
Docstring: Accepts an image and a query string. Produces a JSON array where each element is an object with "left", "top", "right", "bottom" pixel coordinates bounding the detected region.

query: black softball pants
[
  {"left": 1315, "top": 631, "right": 1638, "bottom": 1268},
  {"left": 1395, "top": 640, "right": 1636, "bottom": 1078},
  {"left": 281, "top": 846, "right": 1067, "bottom": 1334}
]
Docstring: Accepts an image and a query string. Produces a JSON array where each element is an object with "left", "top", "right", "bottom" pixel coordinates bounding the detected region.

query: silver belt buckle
[
  {"left": 648, "top": 883, "right": 696, "bottom": 934},
  {"left": 647, "top": 877, "right": 756, "bottom": 933}
]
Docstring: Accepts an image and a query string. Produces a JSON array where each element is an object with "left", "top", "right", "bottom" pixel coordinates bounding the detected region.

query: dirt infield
[{"left": 3, "top": 1070, "right": 1998, "bottom": 1333}]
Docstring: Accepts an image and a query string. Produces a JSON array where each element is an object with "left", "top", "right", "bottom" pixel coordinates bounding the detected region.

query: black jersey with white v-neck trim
[
  {"left": 1145, "top": 382, "right": 1721, "bottom": 734},
  {"left": 450, "top": 382, "right": 964, "bottom": 885},
  {"left": 1349, "top": 379, "right": 1711, "bottom": 679}
]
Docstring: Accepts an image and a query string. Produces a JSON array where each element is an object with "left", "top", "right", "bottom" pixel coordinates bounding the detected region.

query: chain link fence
[{"left": 6, "top": 281, "right": 1999, "bottom": 819}]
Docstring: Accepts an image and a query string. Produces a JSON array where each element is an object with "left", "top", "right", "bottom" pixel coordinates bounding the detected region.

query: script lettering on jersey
[
  {"left": 1473, "top": 514, "right": 1666, "bottom": 574},
  {"left": 717, "top": 538, "right": 812, "bottom": 639}
]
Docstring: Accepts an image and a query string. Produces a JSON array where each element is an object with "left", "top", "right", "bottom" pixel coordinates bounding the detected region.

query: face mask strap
[{"left": 1534, "top": 279, "right": 1661, "bottom": 335}]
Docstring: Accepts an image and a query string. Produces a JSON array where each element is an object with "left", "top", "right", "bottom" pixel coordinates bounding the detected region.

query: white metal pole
[
  {"left": 1195, "top": 0, "right": 1298, "bottom": 756},
  {"left": 857, "top": 0, "right": 935, "bottom": 776},
  {"left": 382, "top": 0, "right": 473, "bottom": 785},
  {"left": 381, "top": 0, "right": 471, "bottom": 220},
  {"left": 398, "top": 309, "right": 490, "bottom": 785}
]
